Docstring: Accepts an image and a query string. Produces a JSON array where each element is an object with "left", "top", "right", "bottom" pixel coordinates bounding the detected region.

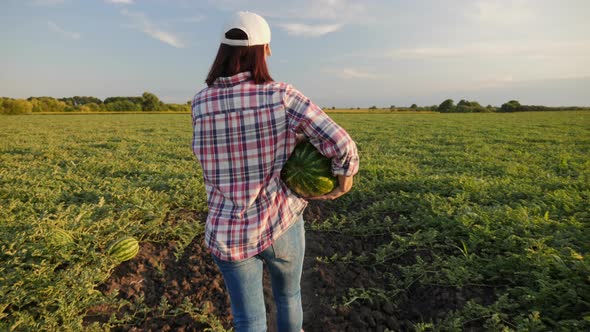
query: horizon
[{"left": 1, "top": 0, "right": 589, "bottom": 107}]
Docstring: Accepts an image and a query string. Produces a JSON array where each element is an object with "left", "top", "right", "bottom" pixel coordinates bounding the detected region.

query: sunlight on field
[{"left": 1, "top": 112, "right": 589, "bottom": 331}]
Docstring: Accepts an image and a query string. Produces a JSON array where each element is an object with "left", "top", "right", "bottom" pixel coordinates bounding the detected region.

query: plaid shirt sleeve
[{"left": 283, "top": 85, "right": 359, "bottom": 177}]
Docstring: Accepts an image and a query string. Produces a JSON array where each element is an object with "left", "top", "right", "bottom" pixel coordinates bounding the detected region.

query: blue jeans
[{"left": 212, "top": 216, "right": 305, "bottom": 332}]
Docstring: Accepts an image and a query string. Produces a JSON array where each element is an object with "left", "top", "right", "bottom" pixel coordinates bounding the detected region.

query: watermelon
[
  {"left": 108, "top": 237, "right": 139, "bottom": 262},
  {"left": 48, "top": 228, "right": 74, "bottom": 246},
  {"left": 281, "top": 142, "right": 338, "bottom": 197}
]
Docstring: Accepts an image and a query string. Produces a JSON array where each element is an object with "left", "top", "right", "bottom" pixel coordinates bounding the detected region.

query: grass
[{"left": 1, "top": 111, "right": 589, "bottom": 331}]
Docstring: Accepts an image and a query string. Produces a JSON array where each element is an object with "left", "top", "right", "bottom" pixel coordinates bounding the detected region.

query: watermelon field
[{"left": 1, "top": 111, "right": 589, "bottom": 331}]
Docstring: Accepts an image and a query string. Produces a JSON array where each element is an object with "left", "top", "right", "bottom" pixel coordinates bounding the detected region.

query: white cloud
[
  {"left": 447, "top": 74, "right": 590, "bottom": 93},
  {"left": 470, "top": 75, "right": 515, "bottom": 89},
  {"left": 247, "top": 0, "right": 370, "bottom": 24},
  {"left": 339, "top": 68, "right": 380, "bottom": 80},
  {"left": 120, "top": 9, "right": 185, "bottom": 48},
  {"left": 323, "top": 67, "right": 380, "bottom": 80},
  {"left": 469, "top": 0, "right": 533, "bottom": 25},
  {"left": 47, "top": 21, "right": 81, "bottom": 40},
  {"left": 32, "top": 0, "right": 65, "bottom": 5},
  {"left": 210, "top": 0, "right": 372, "bottom": 38},
  {"left": 210, "top": 0, "right": 367, "bottom": 21},
  {"left": 278, "top": 23, "right": 342, "bottom": 37},
  {"left": 298, "top": 0, "right": 368, "bottom": 22},
  {"left": 390, "top": 41, "right": 590, "bottom": 59},
  {"left": 176, "top": 15, "right": 206, "bottom": 23},
  {"left": 105, "top": 0, "right": 134, "bottom": 4}
]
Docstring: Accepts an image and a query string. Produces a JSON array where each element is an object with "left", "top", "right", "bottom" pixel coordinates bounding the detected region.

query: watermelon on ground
[
  {"left": 281, "top": 141, "right": 338, "bottom": 197},
  {"left": 108, "top": 237, "right": 140, "bottom": 263},
  {"left": 48, "top": 228, "right": 74, "bottom": 246}
]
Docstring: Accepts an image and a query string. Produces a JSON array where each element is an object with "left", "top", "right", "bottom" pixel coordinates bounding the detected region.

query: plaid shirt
[{"left": 191, "top": 72, "right": 359, "bottom": 261}]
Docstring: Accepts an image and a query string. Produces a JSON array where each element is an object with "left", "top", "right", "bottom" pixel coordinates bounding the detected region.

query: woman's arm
[{"left": 283, "top": 85, "right": 359, "bottom": 199}]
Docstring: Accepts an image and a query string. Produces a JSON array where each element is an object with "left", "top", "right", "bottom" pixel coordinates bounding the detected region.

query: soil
[{"left": 85, "top": 203, "right": 495, "bottom": 331}]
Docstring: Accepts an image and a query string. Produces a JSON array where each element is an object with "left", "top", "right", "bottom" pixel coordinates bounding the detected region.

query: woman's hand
[{"left": 307, "top": 175, "right": 353, "bottom": 200}]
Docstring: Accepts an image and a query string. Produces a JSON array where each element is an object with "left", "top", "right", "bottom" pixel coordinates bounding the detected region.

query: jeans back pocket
[{"left": 272, "top": 216, "right": 304, "bottom": 260}]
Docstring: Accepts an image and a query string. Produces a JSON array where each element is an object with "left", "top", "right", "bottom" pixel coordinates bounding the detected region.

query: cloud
[
  {"left": 389, "top": 41, "right": 590, "bottom": 59},
  {"left": 176, "top": 15, "right": 206, "bottom": 23},
  {"left": 105, "top": 0, "right": 134, "bottom": 4},
  {"left": 32, "top": 0, "right": 66, "bottom": 5},
  {"left": 323, "top": 67, "right": 380, "bottom": 80},
  {"left": 210, "top": 0, "right": 367, "bottom": 21},
  {"left": 339, "top": 68, "right": 380, "bottom": 79},
  {"left": 278, "top": 23, "right": 342, "bottom": 37},
  {"left": 47, "top": 21, "right": 81, "bottom": 40},
  {"left": 470, "top": 75, "right": 515, "bottom": 90},
  {"left": 298, "top": 0, "right": 368, "bottom": 22},
  {"left": 120, "top": 9, "right": 185, "bottom": 48},
  {"left": 468, "top": 0, "right": 533, "bottom": 25},
  {"left": 210, "top": 0, "right": 372, "bottom": 37},
  {"left": 445, "top": 75, "right": 590, "bottom": 95}
]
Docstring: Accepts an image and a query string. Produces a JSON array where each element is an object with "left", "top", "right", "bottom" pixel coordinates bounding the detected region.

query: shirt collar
[{"left": 212, "top": 72, "right": 252, "bottom": 88}]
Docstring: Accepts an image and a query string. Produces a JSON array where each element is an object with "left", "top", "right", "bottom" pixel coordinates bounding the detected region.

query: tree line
[
  {"left": 2, "top": 94, "right": 588, "bottom": 115},
  {"left": 0, "top": 92, "right": 190, "bottom": 114},
  {"left": 337, "top": 100, "right": 588, "bottom": 113},
  {"left": 434, "top": 99, "right": 587, "bottom": 113}
]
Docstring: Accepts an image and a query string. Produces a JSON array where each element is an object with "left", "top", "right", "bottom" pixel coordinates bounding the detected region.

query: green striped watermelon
[
  {"left": 281, "top": 142, "right": 338, "bottom": 197},
  {"left": 48, "top": 228, "right": 74, "bottom": 246},
  {"left": 108, "top": 237, "right": 139, "bottom": 263}
]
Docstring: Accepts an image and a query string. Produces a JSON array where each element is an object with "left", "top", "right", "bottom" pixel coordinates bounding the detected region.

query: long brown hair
[{"left": 205, "top": 29, "right": 273, "bottom": 87}]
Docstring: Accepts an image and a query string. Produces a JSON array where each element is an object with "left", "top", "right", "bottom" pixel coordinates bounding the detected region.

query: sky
[{"left": 1, "top": 0, "right": 589, "bottom": 107}]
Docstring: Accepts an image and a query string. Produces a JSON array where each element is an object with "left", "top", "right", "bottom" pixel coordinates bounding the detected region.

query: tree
[
  {"left": 437, "top": 99, "right": 455, "bottom": 113},
  {"left": 369, "top": 105, "right": 378, "bottom": 110},
  {"left": 104, "top": 96, "right": 143, "bottom": 105},
  {"left": 164, "top": 103, "right": 191, "bottom": 112},
  {"left": 28, "top": 97, "right": 67, "bottom": 112},
  {"left": 59, "top": 96, "right": 103, "bottom": 107},
  {"left": 500, "top": 100, "right": 521, "bottom": 112},
  {"left": 1, "top": 99, "right": 33, "bottom": 114},
  {"left": 457, "top": 99, "right": 468, "bottom": 107},
  {"left": 105, "top": 100, "right": 141, "bottom": 112},
  {"left": 454, "top": 99, "right": 486, "bottom": 113},
  {"left": 410, "top": 104, "right": 418, "bottom": 109},
  {"left": 142, "top": 92, "right": 161, "bottom": 111},
  {"left": 79, "top": 102, "right": 103, "bottom": 112}
]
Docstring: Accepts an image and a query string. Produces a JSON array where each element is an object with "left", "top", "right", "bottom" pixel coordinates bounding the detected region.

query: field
[{"left": 1, "top": 111, "right": 589, "bottom": 331}]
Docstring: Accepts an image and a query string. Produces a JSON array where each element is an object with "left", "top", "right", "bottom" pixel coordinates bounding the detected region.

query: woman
[{"left": 191, "top": 11, "right": 359, "bottom": 332}]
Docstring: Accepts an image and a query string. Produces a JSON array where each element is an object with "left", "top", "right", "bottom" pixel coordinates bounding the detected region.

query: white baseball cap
[{"left": 221, "top": 11, "right": 271, "bottom": 47}]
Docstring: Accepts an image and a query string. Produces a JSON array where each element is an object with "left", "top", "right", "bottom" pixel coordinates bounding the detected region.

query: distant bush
[
  {"left": 105, "top": 100, "right": 142, "bottom": 112},
  {"left": 103, "top": 96, "right": 143, "bottom": 105},
  {"left": 500, "top": 100, "right": 521, "bottom": 112},
  {"left": 455, "top": 99, "right": 487, "bottom": 113},
  {"left": 59, "top": 96, "right": 103, "bottom": 106},
  {"left": 81, "top": 103, "right": 103, "bottom": 112},
  {"left": 499, "top": 100, "right": 558, "bottom": 112},
  {"left": 437, "top": 99, "right": 455, "bottom": 113},
  {"left": 28, "top": 97, "right": 68, "bottom": 112},
  {"left": 163, "top": 103, "right": 191, "bottom": 112},
  {"left": 0, "top": 98, "right": 33, "bottom": 114}
]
